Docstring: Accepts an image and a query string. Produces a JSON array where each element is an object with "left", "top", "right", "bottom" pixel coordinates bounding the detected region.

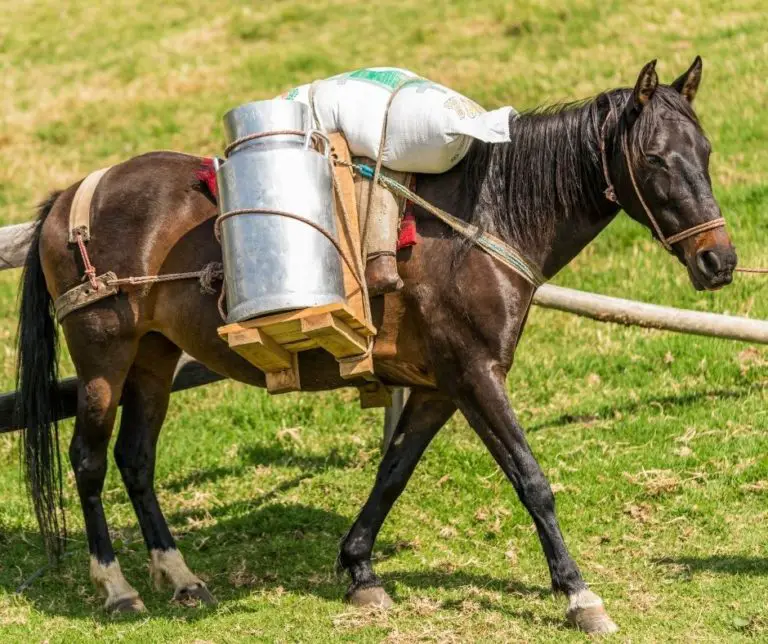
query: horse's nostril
[{"left": 696, "top": 250, "right": 721, "bottom": 278}]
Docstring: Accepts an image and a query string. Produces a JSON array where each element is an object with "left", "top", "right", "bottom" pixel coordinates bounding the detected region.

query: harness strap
[
  {"left": 621, "top": 128, "right": 677, "bottom": 251},
  {"left": 599, "top": 110, "right": 726, "bottom": 253},
  {"left": 57, "top": 164, "right": 223, "bottom": 321},
  {"left": 68, "top": 167, "right": 111, "bottom": 243},
  {"left": 349, "top": 163, "right": 546, "bottom": 288}
]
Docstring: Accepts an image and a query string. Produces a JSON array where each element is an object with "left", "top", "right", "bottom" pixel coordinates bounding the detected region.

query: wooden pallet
[
  {"left": 217, "top": 134, "right": 390, "bottom": 403},
  {"left": 218, "top": 301, "right": 376, "bottom": 394}
]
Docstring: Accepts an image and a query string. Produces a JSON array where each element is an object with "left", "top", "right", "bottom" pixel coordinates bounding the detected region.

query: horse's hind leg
[
  {"left": 338, "top": 390, "right": 456, "bottom": 607},
  {"left": 114, "top": 333, "right": 215, "bottom": 607},
  {"left": 66, "top": 330, "right": 145, "bottom": 613}
]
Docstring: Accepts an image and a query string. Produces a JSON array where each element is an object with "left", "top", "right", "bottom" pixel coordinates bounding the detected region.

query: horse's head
[{"left": 607, "top": 58, "right": 736, "bottom": 291}]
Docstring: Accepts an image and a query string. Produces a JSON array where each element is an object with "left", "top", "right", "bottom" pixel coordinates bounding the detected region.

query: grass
[{"left": 0, "top": 0, "right": 767, "bottom": 641}]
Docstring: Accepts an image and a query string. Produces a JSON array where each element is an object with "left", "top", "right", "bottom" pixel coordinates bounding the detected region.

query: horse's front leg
[{"left": 453, "top": 360, "right": 618, "bottom": 634}]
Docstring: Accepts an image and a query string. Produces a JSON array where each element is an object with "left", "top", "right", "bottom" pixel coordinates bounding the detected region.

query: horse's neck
[
  {"left": 537, "top": 202, "right": 620, "bottom": 278},
  {"left": 479, "top": 111, "right": 620, "bottom": 279}
]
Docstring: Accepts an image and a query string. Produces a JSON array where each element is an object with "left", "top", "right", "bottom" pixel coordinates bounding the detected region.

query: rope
[
  {"left": 216, "top": 208, "right": 365, "bottom": 292},
  {"left": 665, "top": 217, "right": 727, "bottom": 246},
  {"left": 105, "top": 262, "right": 223, "bottom": 294},
  {"left": 339, "top": 160, "right": 546, "bottom": 288},
  {"left": 362, "top": 80, "right": 416, "bottom": 259},
  {"left": 224, "top": 130, "right": 305, "bottom": 157},
  {"left": 735, "top": 266, "right": 768, "bottom": 274},
  {"left": 599, "top": 115, "right": 618, "bottom": 204},
  {"left": 621, "top": 128, "right": 677, "bottom": 250},
  {"left": 74, "top": 231, "right": 98, "bottom": 289},
  {"left": 598, "top": 108, "right": 726, "bottom": 253}
]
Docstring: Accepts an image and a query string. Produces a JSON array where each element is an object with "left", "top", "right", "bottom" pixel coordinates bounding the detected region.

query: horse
[{"left": 15, "top": 58, "right": 735, "bottom": 634}]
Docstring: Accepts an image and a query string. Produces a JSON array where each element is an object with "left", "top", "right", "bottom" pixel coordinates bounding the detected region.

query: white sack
[{"left": 277, "top": 67, "right": 514, "bottom": 174}]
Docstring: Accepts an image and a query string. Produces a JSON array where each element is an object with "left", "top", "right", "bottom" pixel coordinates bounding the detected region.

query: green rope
[{"left": 350, "top": 162, "right": 546, "bottom": 288}]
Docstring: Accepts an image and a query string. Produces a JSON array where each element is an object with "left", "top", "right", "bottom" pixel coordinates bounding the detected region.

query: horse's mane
[{"left": 458, "top": 86, "right": 702, "bottom": 250}]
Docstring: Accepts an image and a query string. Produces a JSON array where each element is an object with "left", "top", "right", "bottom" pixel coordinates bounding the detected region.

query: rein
[
  {"left": 343, "top": 162, "right": 547, "bottom": 288},
  {"left": 598, "top": 112, "right": 726, "bottom": 253}
]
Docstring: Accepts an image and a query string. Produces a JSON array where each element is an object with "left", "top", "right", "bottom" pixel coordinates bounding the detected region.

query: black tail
[{"left": 15, "top": 191, "right": 66, "bottom": 561}]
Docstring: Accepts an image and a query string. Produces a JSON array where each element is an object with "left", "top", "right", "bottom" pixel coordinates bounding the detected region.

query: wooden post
[
  {"left": 0, "top": 222, "right": 35, "bottom": 269},
  {"left": 532, "top": 284, "right": 768, "bottom": 344},
  {"left": 382, "top": 387, "right": 409, "bottom": 452},
  {"left": 1, "top": 354, "right": 225, "bottom": 433}
]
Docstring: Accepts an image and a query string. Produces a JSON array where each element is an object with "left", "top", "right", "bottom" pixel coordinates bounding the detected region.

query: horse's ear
[
  {"left": 671, "top": 56, "right": 702, "bottom": 102},
  {"left": 633, "top": 60, "right": 659, "bottom": 107},
  {"left": 624, "top": 60, "right": 658, "bottom": 127}
]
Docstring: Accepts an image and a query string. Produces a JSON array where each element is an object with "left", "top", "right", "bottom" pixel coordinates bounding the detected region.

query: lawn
[{"left": 0, "top": 0, "right": 766, "bottom": 641}]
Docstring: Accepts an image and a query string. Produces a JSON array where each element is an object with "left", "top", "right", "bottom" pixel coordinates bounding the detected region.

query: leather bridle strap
[{"left": 599, "top": 113, "right": 726, "bottom": 253}]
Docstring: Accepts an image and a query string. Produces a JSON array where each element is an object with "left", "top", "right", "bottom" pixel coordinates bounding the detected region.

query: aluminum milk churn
[{"left": 215, "top": 100, "right": 345, "bottom": 323}]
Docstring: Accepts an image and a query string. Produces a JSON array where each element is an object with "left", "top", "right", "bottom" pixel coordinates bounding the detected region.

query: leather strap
[
  {"left": 68, "top": 167, "right": 111, "bottom": 243},
  {"left": 599, "top": 112, "right": 725, "bottom": 253},
  {"left": 54, "top": 272, "right": 118, "bottom": 321}
]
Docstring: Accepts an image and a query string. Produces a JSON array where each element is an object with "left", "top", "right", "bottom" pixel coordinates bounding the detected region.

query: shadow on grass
[
  {"left": 529, "top": 387, "right": 753, "bottom": 432},
  {"left": 654, "top": 555, "right": 768, "bottom": 576},
  {"left": 384, "top": 569, "right": 549, "bottom": 600},
  {"left": 2, "top": 437, "right": 549, "bottom": 626},
  {"left": 3, "top": 487, "right": 551, "bottom": 628},
  {"left": 161, "top": 441, "right": 353, "bottom": 493}
]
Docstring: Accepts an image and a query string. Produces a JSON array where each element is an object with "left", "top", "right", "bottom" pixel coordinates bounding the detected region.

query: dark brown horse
[{"left": 16, "top": 59, "right": 735, "bottom": 633}]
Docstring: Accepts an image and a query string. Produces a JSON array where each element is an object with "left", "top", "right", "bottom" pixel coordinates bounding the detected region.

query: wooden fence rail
[{"left": 1, "top": 220, "right": 765, "bottom": 437}]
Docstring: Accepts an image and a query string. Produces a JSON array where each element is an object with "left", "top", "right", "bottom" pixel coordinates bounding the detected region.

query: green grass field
[{"left": 1, "top": 0, "right": 767, "bottom": 641}]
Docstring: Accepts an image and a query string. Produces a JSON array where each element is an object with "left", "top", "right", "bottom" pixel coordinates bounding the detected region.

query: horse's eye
[{"left": 647, "top": 155, "right": 665, "bottom": 168}]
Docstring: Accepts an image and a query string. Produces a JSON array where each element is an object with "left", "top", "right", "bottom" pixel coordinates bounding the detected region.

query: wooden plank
[
  {"left": 339, "top": 353, "right": 376, "bottom": 381},
  {"left": 329, "top": 133, "right": 367, "bottom": 326},
  {"left": 227, "top": 328, "right": 293, "bottom": 372},
  {"left": 300, "top": 312, "right": 367, "bottom": 358},
  {"left": 358, "top": 382, "right": 392, "bottom": 409},
  {"left": 218, "top": 301, "right": 375, "bottom": 338},
  {"left": 335, "top": 305, "right": 376, "bottom": 336},
  {"left": 266, "top": 353, "right": 300, "bottom": 394}
]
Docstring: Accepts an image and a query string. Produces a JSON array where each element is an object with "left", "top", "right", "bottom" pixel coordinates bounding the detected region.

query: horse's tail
[{"left": 15, "top": 191, "right": 66, "bottom": 561}]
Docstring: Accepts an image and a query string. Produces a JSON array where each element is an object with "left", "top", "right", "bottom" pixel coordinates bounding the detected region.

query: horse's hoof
[
  {"left": 566, "top": 589, "right": 618, "bottom": 635},
  {"left": 173, "top": 583, "right": 217, "bottom": 607},
  {"left": 107, "top": 595, "right": 146, "bottom": 614},
  {"left": 346, "top": 586, "right": 394, "bottom": 609}
]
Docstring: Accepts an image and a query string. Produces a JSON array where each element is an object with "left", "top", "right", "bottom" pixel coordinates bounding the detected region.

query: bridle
[{"left": 598, "top": 106, "right": 726, "bottom": 254}]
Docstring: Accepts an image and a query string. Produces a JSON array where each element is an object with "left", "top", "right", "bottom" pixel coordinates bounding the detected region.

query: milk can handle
[{"left": 304, "top": 129, "right": 331, "bottom": 158}]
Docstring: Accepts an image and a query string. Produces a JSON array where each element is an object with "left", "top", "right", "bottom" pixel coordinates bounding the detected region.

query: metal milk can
[{"left": 215, "top": 100, "right": 345, "bottom": 323}]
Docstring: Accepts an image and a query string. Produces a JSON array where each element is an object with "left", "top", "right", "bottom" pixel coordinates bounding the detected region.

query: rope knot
[{"left": 198, "top": 262, "right": 224, "bottom": 295}]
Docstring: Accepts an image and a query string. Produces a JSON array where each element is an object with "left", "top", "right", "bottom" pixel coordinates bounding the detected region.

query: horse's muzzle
[{"left": 687, "top": 245, "right": 737, "bottom": 291}]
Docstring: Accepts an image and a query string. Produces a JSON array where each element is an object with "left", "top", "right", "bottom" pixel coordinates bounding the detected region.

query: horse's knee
[{"left": 519, "top": 473, "right": 556, "bottom": 515}]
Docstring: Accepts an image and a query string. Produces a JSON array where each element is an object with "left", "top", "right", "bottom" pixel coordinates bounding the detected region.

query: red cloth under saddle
[
  {"left": 197, "top": 157, "right": 418, "bottom": 249},
  {"left": 196, "top": 158, "right": 218, "bottom": 198}
]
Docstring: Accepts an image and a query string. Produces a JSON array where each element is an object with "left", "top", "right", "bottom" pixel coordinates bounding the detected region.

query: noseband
[{"left": 598, "top": 110, "right": 726, "bottom": 253}]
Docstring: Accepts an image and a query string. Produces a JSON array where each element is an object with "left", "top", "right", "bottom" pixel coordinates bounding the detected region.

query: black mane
[{"left": 459, "top": 86, "right": 702, "bottom": 250}]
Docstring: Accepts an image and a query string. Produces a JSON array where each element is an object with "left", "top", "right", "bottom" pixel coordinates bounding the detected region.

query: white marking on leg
[
  {"left": 149, "top": 548, "right": 204, "bottom": 592},
  {"left": 567, "top": 588, "right": 604, "bottom": 611},
  {"left": 89, "top": 557, "right": 144, "bottom": 611},
  {"left": 566, "top": 587, "right": 619, "bottom": 634}
]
